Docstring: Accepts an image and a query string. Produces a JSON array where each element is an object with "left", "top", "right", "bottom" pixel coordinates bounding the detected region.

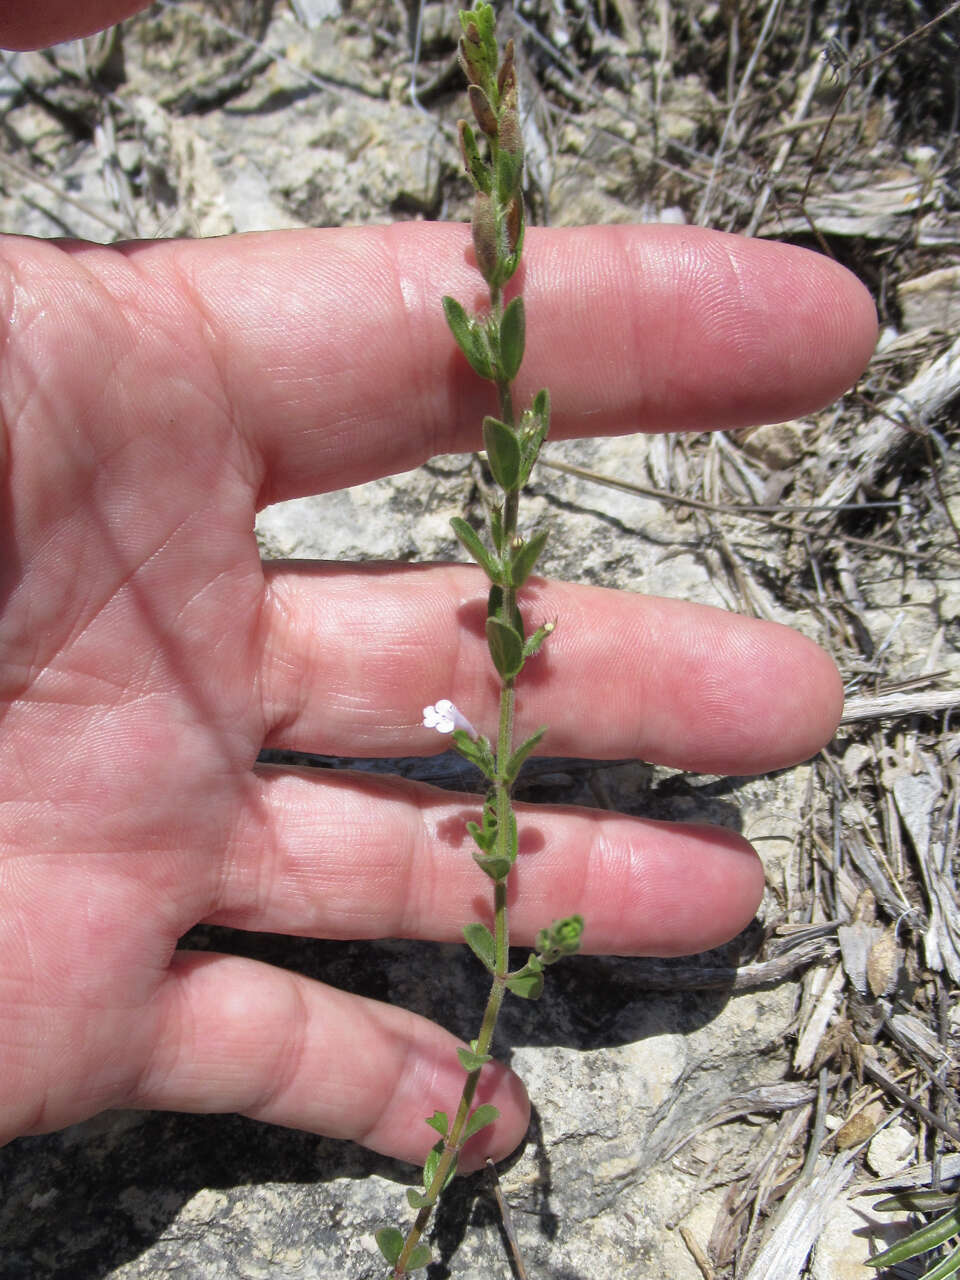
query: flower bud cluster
[{"left": 455, "top": 5, "right": 525, "bottom": 289}]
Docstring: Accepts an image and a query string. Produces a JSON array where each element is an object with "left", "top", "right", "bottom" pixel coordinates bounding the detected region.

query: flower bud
[
  {"left": 505, "top": 195, "right": 523, "bottom": 255},
  {"left": 497, "top": 39, "right": 516, "bottom": 97},
  {"left": 468, "top": 84, "right": 498, "bottom": 138},
  {"left": 471, "top": 192, "right": 499, "bottom": 284},
  {"left": 498, "top": 107, "right": 522, "bottom": 159}
]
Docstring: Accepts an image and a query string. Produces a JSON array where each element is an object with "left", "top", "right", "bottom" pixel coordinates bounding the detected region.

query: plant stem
[
  {"left": 392, "top": 332, "right": 522, "bottom": 1280},
  {"left": 391, "top": 898, "right": 509, "bottom": 1276}
]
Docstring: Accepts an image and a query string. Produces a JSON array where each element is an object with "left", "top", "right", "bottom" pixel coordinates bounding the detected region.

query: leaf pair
[
  {"left": 484, "top": 387, "right": 550, "bottom": 494},
  {"left": 466, "top": 793, "right": 515, "bottom": 881},
  {"left": 443, "top": 295, "right": 525, "bottom": 389},
  {"left": 449, "top": 726, "right": 496, "bottom": 780},
  {"left": 505, "top": 953, "right": 544, "bottom": 1000},
  {"left": 486, "top": 609, "right": 554, "bottom": 681},
  {"left": 457, "top": 1038, "right": 493, "bottom": 1072},
  {"left": 375, "top": 1226, "right": 431, "bottom": 1272}
]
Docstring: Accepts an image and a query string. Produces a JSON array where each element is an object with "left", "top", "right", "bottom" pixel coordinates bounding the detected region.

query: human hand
[
  {"left": 0, "top": 218, "right": 875, "bottom": 1166},
  {"left": 0, "top": 5, "right": 877, "bottom": 1169}
]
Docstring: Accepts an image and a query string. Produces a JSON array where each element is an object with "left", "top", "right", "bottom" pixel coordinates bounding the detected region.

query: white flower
[{"left": 422, "top": 699, "right": 478, "bottom": 740}]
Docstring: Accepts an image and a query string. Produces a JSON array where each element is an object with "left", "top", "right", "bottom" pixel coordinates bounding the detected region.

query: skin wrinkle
[
  {"left": 9, "top": 252, "right": 130, "bottom": 466},
  {"left": 161, "top": 251, "right": 267, "bottom": 496},
  {"left": 245, "top": 966, "right": 312, "bottom": 1124},
  {"left": 355, "top": 1012, "right": 451, "bottom": 1158},
  {"left": 214, "top": 781, "right": 275, "bottom": 928},
  {"left": 0, "top": 259, "right": 18, "bottom": 479},
  {"left": 131, "top": 955, "right": 200, "bottom": 1111},
  {"left": 397, "top": 788, "right": 433, "bottom": 942},
  {"left": 257, "top": 576, "right": 306, "bottom": 742},
  {"left": 12, "top": 503, "right": 195, "bottom": 719},
  {"left": 382, "top": 222, "right": 442, "bottom": 469},
  {"left": 63, "top": 241, "right": 266, "bottom": 507}
]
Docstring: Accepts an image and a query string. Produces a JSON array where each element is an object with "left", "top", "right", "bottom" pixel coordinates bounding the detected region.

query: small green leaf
[
  {"left": 443, "top": 295, "right": 493, "bottom": 380},
  {"left": 474, "top": 3, "right": 496, "bottom": 45},
  {"left": 486, "top": 616, "right": 524, "bottom": 679},
  {"left": 483, "top": 416, "right": 521, "bottom": 490},
  {"left": 450, "top": 516, "right": 503, "bottom": 582},
  {"left": 406, "top": 1243, "right": 433, "bottom": 1271},
  {"left": 463, "top": 922, "right": 496, "bottom": 971},
  {"left": 458, "top": 1046, "right": 493, "bottom": 1071},
  {"left": 422, "top": 1143, "right": 457, "bottom": 1195},
  {"left": 522, "top": 619, "right": 555, "bottom": 660},
  {"left": 464, "top": 1103, "right": 500, "bottom": 1140},
  {"left": 519, "top": 423, "right": 549, "bottom": 485},
  {"left": 467, "top": 793, "right": 499, "bottom": 852},
  {"left": 425, "top": 1109, "right": 449, "bottom": 1138},
  {"left": 487, "top": 583, "right": 523, "bottom": 639},
  {"left": 505, "top": 965, "right": 544, "bottom": 999},
  {"left": 472, "top": 851, "right": 512, "bottom": 881},
  {"left": 457, "top": 119, "right": 491, "bottom": 194},
  {"left": 375, "top": 1226, "right": 404, "bottom": 1265},
  {"left": 407, "top": 1187, "right": 431, "bottom": 1209},
  {"left": 467, "top": 819, "right": 496, "bottom": 853},
  {"left": 509, "top": 527, "right": 549, "bottom": 588},
  {"left": 495, "top": 146, "right": 523, "bottom": 203},
  {"left": 451, "top": 729, "right": 496, "bottom": 780},
  {"left": 517, "top": 387, "right": 550, "bottom": 483},
  {"left": 457, "top": 20, "right": 493, "bottom": 88},
  {"left": 504, "top": 726, "right": 547, "bottom": 784},
  {"left": 499, "top": 296, "right": 525, "bottom": 381}
]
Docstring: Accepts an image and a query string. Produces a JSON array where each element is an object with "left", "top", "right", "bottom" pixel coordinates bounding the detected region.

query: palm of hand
[{"left": 0, "top": 238, "right": 284, "bottom": 1142}]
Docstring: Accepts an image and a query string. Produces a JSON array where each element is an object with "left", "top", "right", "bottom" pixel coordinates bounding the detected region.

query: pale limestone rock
[
  {"left": 898, "top": 265, "right": 960, "bottom": 332},
  {"left": 866, "top": 1122, "right": 917, "bottom": 1177}
]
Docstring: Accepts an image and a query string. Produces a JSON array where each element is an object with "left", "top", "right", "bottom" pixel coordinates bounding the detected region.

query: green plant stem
[
  {"left": 392, "top": 354, "right": 522, "bottom": 1279},
  {"left": 393, "top": 683, "right": 516, "bottom": 1277},
  {"left": 391, "top": 895, "right": 509, "bottom": 1276}
]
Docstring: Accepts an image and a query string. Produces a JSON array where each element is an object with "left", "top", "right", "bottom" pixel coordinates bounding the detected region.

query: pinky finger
[{"left": 131, "top": 951, "right": 529, "bottom": 1172}]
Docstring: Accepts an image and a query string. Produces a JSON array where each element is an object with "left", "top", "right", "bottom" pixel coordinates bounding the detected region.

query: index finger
[{"left": 66, "top": 223, "right": 876, "bottom": 503}]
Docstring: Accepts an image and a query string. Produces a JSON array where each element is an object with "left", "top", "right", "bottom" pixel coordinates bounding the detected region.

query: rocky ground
[{"left": 1, "top": 1, "right": 958, "bottom": 1278}]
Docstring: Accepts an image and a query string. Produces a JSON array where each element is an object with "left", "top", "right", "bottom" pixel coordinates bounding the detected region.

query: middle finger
[{"left": 258, "top": 561, "right": 842, "bottom": 774}]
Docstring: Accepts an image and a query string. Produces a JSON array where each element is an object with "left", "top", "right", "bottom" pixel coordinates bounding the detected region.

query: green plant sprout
[
  {"left": 868, "top": 1189, "right": 960, "bottom": 1280},
  {"left": 374, "top": 6, "right": 583, "bottom": 1275}
]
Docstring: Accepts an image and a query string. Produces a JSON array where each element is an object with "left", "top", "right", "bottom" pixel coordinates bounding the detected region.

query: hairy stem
[
  {"left": 392, "top": 893, "right": 509, "bottom": 1277},
  {"left": 392, "top": 261, "right": 523, "bottom": 1280}
]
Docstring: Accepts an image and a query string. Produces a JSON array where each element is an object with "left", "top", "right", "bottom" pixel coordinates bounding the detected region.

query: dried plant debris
[{"left": 1, "top": 2, "right": 958, "bottom": 1279}]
